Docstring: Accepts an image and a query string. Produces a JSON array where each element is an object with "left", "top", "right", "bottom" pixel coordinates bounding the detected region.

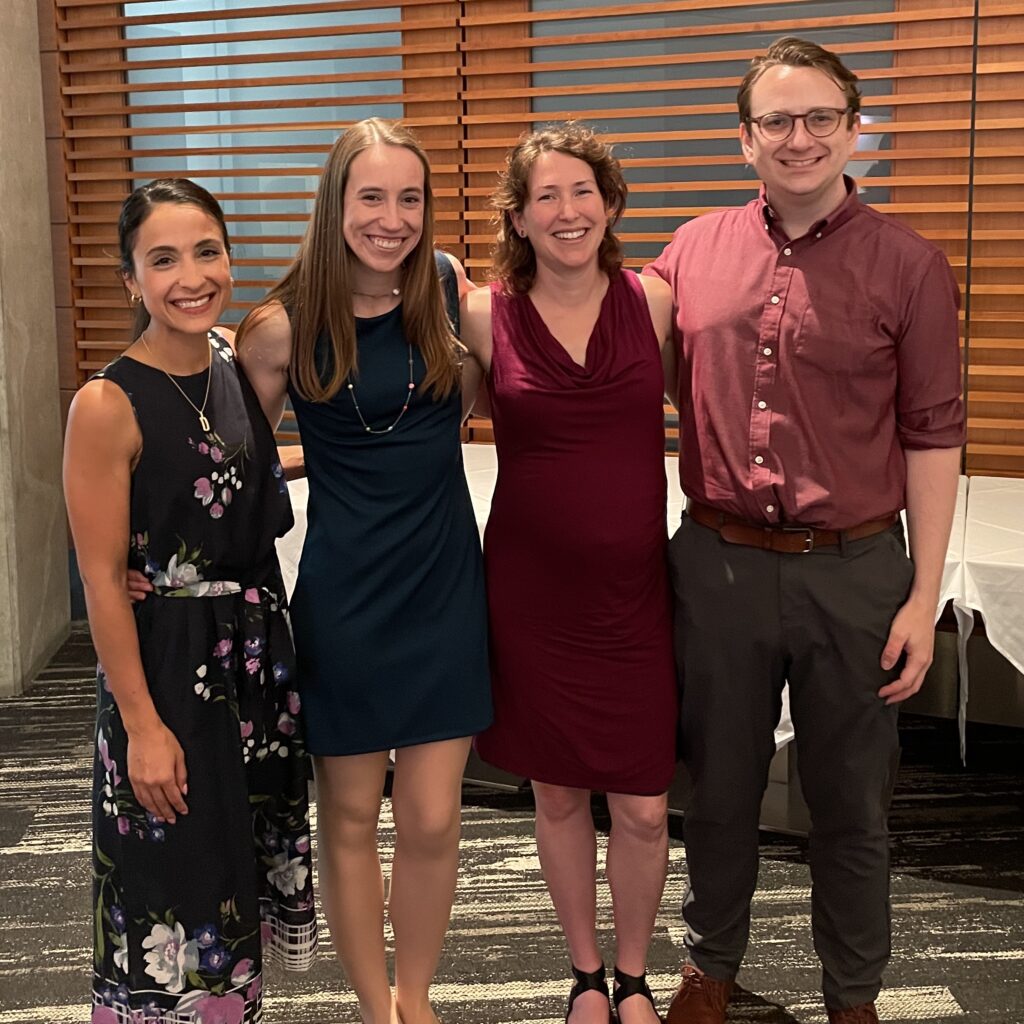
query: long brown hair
[
  {"left": 237, "top": 118, "right": 459, "bottom": 402},
  {"left": 490, "top": 121, "right": 629, "bottom": 295}
]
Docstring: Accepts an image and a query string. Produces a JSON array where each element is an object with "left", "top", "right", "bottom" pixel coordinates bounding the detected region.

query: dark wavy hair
[
  {"left": 117, "top": 178, "right": 231, "bottom": 338},
  {"left": 737, "top": 36, "right": 862, "bottom": 127},
  {"left": 490, "top": 122, "right": 629, "bottom": 294}
]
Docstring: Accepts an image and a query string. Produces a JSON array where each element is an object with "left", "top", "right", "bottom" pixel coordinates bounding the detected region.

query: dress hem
[
  {"left": 308, "top": 719, "right": 494, "bottom": 758},
  {"left": 474, "top": 746, "right": 675, "bottom": 797}
]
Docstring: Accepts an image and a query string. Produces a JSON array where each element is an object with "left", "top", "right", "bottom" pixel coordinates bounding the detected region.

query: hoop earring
[{"left": 129, "top": 293, "right": 141, "bottom": 306}]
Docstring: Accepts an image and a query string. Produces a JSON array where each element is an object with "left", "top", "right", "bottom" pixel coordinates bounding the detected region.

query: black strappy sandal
[
  {"left": 612, "top": 966, "right": 662, "bottom": 1023},
  {"left": 566, "top": 962, "right": 612, "bottom": 1023}
]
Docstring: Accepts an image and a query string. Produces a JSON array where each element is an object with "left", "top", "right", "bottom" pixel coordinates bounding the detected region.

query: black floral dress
[{"left": 89, "top": 333, "right": 317, "bottom": 1024}]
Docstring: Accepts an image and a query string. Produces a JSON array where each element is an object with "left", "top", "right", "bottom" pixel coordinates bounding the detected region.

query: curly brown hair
[{"left": 490, "top": 122, "right": 628, "bottom": 294}]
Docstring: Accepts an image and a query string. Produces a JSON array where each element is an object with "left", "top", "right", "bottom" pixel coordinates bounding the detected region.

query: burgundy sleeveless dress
[{"left": 475, "top": 270, "right": 677, "bottom": 795}]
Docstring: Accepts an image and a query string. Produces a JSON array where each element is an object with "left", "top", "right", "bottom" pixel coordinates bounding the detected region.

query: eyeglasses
[{"left": 747, "top": 107, "right": 852, "bottom": 142}]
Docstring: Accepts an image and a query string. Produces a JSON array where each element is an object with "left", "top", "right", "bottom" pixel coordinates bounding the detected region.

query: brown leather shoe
[
  {"left": 827, "top": 1003, "right": 879, "bottom": 1024},
  {"left": 664, "top": 964, "right": 733, "bottom": 1024}
]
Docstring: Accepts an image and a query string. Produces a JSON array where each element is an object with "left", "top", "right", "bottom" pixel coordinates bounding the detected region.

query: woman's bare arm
[
  {"left": 236, "top": 302, "right": 293, "bottom": 430},
  {"left": 459, "top": 286, "right": 494, "bottom": 422},
  {"left": 638, "top": 273, "right": 679, "bottom": 410},
  {"left": 64, "top": 381, "right": 188, "bottom": 823}
]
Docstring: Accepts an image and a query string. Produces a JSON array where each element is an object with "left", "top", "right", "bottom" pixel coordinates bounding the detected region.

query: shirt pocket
[{"left": 794, "top": 304, "right": 891, "bottom": 380}]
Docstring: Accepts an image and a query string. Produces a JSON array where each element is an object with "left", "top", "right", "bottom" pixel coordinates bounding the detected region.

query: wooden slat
[
  {"left": 459, "top": 9, "right": 983, "bottom": 54},
  {"left": 57, "top": 0, "right": 446, "bottom": 31},
  {"left": 459, "top": 1, "right": 981, "bottom": 30},
  {"left": 460, "top": 35, "right": 1012, "bottom": 78},
  {"left": 63, "top": 66, "right": 455, "bottom": 97},
  {"left": 59, "top": 15, "right": 458, "bottom": 53},
  {"left": 64, "top": 90, "right": 458, "bottom": 120},
  {"left": 60, "top": 40, "right": 452, "bottom": 75}
]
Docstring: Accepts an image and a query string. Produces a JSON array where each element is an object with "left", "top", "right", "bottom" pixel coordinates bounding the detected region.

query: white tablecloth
[
  {"left": 959, "top": 476, "right": 1024, "bottom": 678},
  {"left": 277, "top": 476, "right": 308, "bottom": 599},
  {"left": 937, "top": 475, "right": 970, "bottom": 620}
]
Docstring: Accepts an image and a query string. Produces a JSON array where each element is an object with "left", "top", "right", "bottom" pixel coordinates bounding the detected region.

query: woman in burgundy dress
[{"left": 461, "top": 124, "right": 677, "bottom": 1024}]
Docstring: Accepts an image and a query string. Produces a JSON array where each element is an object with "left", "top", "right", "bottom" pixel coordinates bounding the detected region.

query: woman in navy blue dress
[{"left": 235, "top": 119, "right": 491, "bottom": 1024}]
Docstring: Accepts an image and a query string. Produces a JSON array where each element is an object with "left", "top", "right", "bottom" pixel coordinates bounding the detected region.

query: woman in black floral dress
[{"left": 64, "top": 179, "right": 317, "bottom": 1024}]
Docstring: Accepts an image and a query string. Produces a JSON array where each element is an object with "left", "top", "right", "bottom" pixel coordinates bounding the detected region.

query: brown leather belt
[{"left": 686, "top": 500, "right": 899, "bottom": 554}]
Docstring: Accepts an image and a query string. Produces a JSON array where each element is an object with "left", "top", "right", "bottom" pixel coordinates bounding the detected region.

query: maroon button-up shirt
[{"left": 645, "top": 179, "right": 965, "bottom": 530}]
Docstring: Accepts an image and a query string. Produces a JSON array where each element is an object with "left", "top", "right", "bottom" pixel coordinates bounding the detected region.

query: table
[
  {"left": 276, "top": 476, "right": 308, "bottom": 600},
  {"left": 930, "top": 477, "right": 973, "bottom": 752},
  {"left": 961, "top": 476, "right": 1024, "bottom": 674},
  {"left": 957, "top": 477, "right": 1024, "bottom": 728}
]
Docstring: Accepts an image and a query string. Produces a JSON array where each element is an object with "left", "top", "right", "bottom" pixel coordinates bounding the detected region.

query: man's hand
[
  {"left": 127, "top": 721, "right": 188, "bottom": 824},
  {"left": 877, "top": 594, "right": 936, "bottom": 705}
]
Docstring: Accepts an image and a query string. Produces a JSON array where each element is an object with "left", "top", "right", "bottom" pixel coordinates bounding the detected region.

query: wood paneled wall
[{"left": 41, "top": 0, "right": 1024, "bottom": 474}]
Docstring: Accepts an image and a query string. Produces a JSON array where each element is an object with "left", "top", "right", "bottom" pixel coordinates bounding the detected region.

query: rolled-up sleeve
[{"left": 896, "top": 250, "right": 967, "bottom": 450}]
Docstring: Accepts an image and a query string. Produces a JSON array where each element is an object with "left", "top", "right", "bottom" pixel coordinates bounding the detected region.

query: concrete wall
[{"left": 0, "top": 0, "right": 71, "bottom": 695}]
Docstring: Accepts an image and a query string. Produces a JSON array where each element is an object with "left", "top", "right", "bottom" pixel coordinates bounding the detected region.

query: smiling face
[
  {"left": 510, "top": 150, "right": 611, "bottom": 276},
  {"left": 123, "top": 202, "right": 232, "bottom": 338},
  {"left": 342, "top": 143, "right": 425, "bottom": 282},
  {"left": 740, "top": 63, "right": 859, "bottom": 221}
]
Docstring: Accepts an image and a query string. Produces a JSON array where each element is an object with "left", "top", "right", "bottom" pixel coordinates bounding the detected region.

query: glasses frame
[{"left": 746, "top": 107, "right": 854, "bottom": 142}]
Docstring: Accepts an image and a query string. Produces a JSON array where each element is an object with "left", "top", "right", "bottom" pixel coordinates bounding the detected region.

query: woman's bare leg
[
  {"left": 314, "top": 752, "right": 398, "bottom": 1024},
  {"left": 532, "top": 781, "right": 608, "bottom": 1024},
  {"left": 606, "top": 791, "right": 669, "bottom": 1024},
  {"left": 389, "top": 736, "right": 472, "bottom": 1024}
]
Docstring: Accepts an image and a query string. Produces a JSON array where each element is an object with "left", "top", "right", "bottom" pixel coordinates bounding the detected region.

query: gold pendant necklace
[{"left": 140, "top": 331, "right": 213, "bottom": 432}]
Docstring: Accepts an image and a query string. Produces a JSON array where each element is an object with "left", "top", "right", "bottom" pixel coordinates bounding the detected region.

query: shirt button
[
  {"left": 763, "top": 347, "right": 773, "bottom": 356},
  {"left": 766, "top": 504, "right": 775, "bottom": 513},
  {"left": 758, "top": 401, "right": 767, "bottom": 409},
  {"left": 782, "top": 247, "right": 792, "bottom": 256},
  {"left": 754, "top": 455, "right": 764, "bottom": 465},
  {"left": 770, "top": 295, "right": 780, "bottom": 305}
]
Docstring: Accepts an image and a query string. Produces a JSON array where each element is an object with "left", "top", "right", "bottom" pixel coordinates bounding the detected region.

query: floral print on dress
[
  {"left": 132, "top": 535, "right": 241, "bottom": 599},
  {"left": 89, "top": 332, "right": 313, "bottom": 1023},
  {"left": 92, "top": 588, "right": 316, "bottom": 1017},
  {"left": 190, "top": 430, "right": 248, "bottom": 520}
]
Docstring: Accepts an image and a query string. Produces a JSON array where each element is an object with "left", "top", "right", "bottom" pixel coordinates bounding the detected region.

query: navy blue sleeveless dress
[{"left": 287, "top": 253, "right": 492, "bottom": 755}]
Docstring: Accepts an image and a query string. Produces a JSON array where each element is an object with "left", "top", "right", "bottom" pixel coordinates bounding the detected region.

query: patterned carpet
[{"left": 0, "top": 626, "right": 1022, "bottom": 1024}]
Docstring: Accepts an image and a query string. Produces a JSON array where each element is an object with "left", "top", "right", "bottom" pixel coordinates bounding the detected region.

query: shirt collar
[{"left": 757, "top": 175, "right": 860, "bottom": 242}]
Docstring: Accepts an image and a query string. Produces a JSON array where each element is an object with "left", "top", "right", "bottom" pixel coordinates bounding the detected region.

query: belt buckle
[{"left": 780, "top": 525, "right": 815, "bottom": 553}]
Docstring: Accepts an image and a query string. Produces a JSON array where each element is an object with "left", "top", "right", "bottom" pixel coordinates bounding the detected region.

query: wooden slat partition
[{"left": 44, "top": 0, "right": 1024, "bottom": 472}]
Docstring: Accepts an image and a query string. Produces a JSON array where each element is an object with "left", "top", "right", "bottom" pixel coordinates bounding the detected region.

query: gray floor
[{"left": 0, "top": 626, "right": 1022, "bottom": 1023}]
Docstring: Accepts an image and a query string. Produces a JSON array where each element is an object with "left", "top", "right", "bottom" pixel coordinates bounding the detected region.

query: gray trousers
[{"left": 669, "top": 515, "right": 914, "bottom": 1010}]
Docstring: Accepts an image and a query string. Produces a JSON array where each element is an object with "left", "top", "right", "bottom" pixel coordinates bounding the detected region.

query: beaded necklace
[{"left": 347, "top": 344, "right": 415, "bottom": 435}]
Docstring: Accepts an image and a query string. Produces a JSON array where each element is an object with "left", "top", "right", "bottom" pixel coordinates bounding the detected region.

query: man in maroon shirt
[{"left": 645, "top": 37, "right": 964, "bottom": 1024}]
